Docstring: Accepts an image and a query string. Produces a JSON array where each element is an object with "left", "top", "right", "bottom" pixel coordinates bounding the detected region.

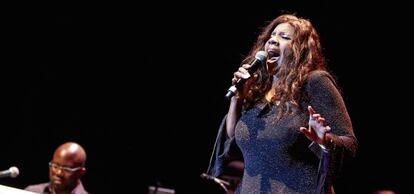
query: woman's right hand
[{"left": 231, "top": 64, "right": 257, "bottom": 99}]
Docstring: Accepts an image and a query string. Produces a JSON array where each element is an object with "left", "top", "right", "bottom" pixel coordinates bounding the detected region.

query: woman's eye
[{"left": 281, "top": 34, "right": 291, "bottom": 40}]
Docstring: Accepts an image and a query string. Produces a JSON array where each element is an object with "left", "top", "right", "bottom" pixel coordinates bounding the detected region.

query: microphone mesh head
[
  {"left": 255, "top": 51, "right": 268, "bottom": 62},
  {"left": 9, "top": 166, "right": 19, "bottom": 178}
]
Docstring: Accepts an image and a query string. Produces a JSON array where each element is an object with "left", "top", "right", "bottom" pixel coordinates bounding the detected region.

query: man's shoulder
[
  {"left": 25, "top": 182, "right": 49, "bottom": 192},
  {"left": 76, "top": 181, "right": 90, "bottom": 194}
]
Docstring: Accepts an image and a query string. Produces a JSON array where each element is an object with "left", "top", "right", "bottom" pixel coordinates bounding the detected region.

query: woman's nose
[{"left": 268, "top": 38, "right": 278, "bottom": 46}]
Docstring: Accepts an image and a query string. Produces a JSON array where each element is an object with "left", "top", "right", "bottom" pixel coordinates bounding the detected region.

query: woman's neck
[{"left": 265, "top": 75, "right": 280, "bottom": 104}]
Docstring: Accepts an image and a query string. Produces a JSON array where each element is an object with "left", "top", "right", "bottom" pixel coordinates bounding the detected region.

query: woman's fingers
[
  {"left": 325, "top": 126, "right": 331, "bottom": 133},
  {"left": 311, "top": 113, "right": 320, "bottom": 119},
  {"left": 231, "top": 77, "right": 238, "bottom": 85},
  {"left": 242, "top": 64, "right": 252, "bottom": 69},
  {"left": 317, "top": 117, "right": 325, "bottom": 124},
  {"left": 300, "top": 127, "right": 312, "bottom": 137},
  {"left": 307, "top": 105, "right": 316, "bottom": 115}
]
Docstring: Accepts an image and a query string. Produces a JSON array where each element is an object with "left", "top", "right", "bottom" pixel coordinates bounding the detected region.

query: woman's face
[{"left": 265, "top": 22, "right": 294, "bottom": 68}]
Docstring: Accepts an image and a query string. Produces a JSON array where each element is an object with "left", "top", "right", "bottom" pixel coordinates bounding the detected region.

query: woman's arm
[
  {"left": 304, "top": 70, "right": 358, "bottom": 155},
  {"left": 226, "top": 63, "right": 257, "bottom": 138},
  {"left": 226, "top": 96, "right": 243, "bottom": 138}
]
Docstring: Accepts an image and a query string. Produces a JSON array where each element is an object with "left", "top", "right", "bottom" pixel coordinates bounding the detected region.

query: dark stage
[{"left": 2, "top": 1, "right": 410, "bottom": 194}]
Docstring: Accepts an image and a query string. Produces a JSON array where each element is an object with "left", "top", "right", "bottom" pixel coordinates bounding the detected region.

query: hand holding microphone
[{"left": 225, "top": 51, "right": 267, "bottom": 99}]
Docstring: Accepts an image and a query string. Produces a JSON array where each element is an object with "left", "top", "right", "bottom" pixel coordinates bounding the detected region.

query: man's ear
[{"left": 79, "top": 167, "right": 86, "bottom": 176}]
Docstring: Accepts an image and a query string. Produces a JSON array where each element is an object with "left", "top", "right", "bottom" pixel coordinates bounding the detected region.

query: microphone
[
  {"left": 0, "top": 166, "right": 19, "bottom": 178},
  {"left": 200, "top": 173, "right": 230, "bottom": 193},
  {"left": 200, "top": 173, "right": 230, "bottom": 186},
  {"left": 225, "top": 50, "right": 268, "bottom": 99}
]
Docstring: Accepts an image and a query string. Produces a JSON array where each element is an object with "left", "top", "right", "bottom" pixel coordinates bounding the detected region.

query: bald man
[{"left": 25, "top": 142, "right": 89, "bottom": 194}]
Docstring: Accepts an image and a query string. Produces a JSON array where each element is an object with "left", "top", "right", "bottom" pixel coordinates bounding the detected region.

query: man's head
[{"left": 49, "top": 142, "right": 87, "bottom": 192}]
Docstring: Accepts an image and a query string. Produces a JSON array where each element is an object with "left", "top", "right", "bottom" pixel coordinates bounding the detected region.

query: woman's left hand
[{"left": 300, "top": 105, "right": 330, "bottom": 145}]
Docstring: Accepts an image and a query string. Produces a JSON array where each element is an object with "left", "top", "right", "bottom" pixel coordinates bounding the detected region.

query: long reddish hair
[{"left": 242, "top": 14, "right": 327, "bottom": 117}]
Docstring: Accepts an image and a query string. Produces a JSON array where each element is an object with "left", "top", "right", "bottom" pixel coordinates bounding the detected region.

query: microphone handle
[{"left": 225, "top": 77, "right": 248, "bottom": 100}]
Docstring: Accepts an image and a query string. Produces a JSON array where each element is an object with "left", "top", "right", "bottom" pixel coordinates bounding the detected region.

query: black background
[{"left": 2, "top": 1, "right": 411, "bottom": 194}]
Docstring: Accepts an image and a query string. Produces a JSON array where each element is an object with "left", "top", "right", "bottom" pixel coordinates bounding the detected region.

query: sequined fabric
[
  {"left": 235, "top": 103, "right": 318, "bottom": 194},
  {"left": 208, "top": 71, "right": 357, "bottom": 194}
]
